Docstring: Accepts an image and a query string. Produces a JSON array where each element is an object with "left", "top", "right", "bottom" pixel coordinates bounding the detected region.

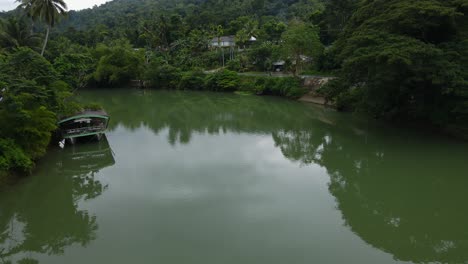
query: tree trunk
[
  {"left": 41, "top": 26, "right": 50, "bottom": 57},
  {"left": 293, "top": 54, "right": 301, "bottom": 77},
  {"left": 222, "top": 48, "right": 225, "bottom": 67}
]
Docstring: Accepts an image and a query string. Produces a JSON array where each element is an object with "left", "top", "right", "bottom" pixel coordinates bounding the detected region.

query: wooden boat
[{"left": 58, "top": 110, "right": 110, "bottom": 143}]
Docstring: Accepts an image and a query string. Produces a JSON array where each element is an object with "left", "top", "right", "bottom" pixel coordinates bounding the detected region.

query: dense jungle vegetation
[{"left": 0, "top": 0, "right": 467, "bottom": 180}]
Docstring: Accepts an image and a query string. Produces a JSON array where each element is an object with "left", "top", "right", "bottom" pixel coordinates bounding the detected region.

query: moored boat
[{"left": 58, "top": 110, "right": 110, "bottom": 143}]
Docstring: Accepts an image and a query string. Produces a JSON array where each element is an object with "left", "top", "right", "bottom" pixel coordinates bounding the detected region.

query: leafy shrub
[
  {"left": 238, "top": 76, "right": 305, "bottom": 98},
  {"left": 3, "top": 47, "right": 58, "bottom": 85},
  {"left": 204, "top": 70, "right": 239, "bottom": 92},
  {"left": 178, "top": 70, "right": 206, "bottom": 90},
  {"left": 259, "top": 77, "right": 306, "bottom": 99},
  {"left": 226, "top": 59, "right": 242, "bottom": 72},
  {"left": 0, "top": 139, "right": 33, "bottom": 173},
  {"left": 94, "top": 46, "right": 142, "bottom": 86},
  {"left": 54, "top": 53, "right": 94, "bottom": 88},
  {"left": 238, "top": 77, "right": 257, "bottom": 93},
  {"left": 143, "top": 61, "right": 182, "bottom": 89}
]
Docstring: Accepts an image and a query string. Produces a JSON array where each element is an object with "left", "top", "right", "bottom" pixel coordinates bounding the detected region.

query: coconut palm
[
  {"left": 0, "top": 17, "right": 41, "bottom": 50},
  {"left": 16, "top": 0, "right": 68, "bottom": 56}
]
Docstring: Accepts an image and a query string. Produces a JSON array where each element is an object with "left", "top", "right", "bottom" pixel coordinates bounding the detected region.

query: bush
[
  {"left": 94, "top": 46, "right": 142, "bottom": 86},
  {"left": 238, "top": 77, "right": 257, "bottom": 93},
  {"left": 53, "top": 53, "right": 94, "bottom": 88},
  {"left": 178, "top": 70, "right": 206, "bottom": 90},
  {"left": 0, "top": 139, "right": 33, "bottom": 173},
  {"left": 262, "top": 77, "right": 306, "bottom": 99},
  {"left": 226, "top": 59, "right": 242, "bottom": 72},
  {"left": 143, "top": 61, "right": 182, "bottom": 89},
  {"left": 3, "top": 47, "right": 59, "bottom": 85},
  {"left": 204, "top": 70, "right": 239, "bottom": 92},
  {"left": 238, "top": 76, "right": 306, "bottom": 98},
  {"left": 0, "top": 47, "right": 81, "bottom": 181}
]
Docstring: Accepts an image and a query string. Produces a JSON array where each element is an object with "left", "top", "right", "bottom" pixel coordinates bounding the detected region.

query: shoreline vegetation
[{"left": 1, "top": 0, "right": 467, "bottom": 184}]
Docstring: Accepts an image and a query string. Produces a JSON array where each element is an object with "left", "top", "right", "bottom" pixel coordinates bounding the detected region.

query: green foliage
[
  {"left": 257, "top": 17, "right": 287, "bottom": 41},
  {"left": 93, "top": 45, "right": 143, "bottom": 86},
  {"left": 54, "top": 53, "right": 93, "bottom": 88},
  {"left": 205, "top": 70, "right": 239, "bottom": 92},
  {"left": 288, "top": 0, "right": 325, "bottom": 20},
  {"left": 17, "top": 0, "right": 68, "bottom": 56},
  {"left": 239, "top": 76, "right": 306, "bottom": 99},
  {"left": 247, "top": 42, "right": 280, "bottom": 71},
  {"left": 0, "top": 48, "right": 78, "bottom": 177},
  {"left": 0, "top": 17, "right": 41, "bottom": 51},
  {"left": 226, "top": 59, "right": 242, "bottom": 72},
  {"left": 2, "top": 47, "right": 58, "bottom": 85},
  {"left": 317, "top": 79, "right": 344, "bottom": 104},
  {"left": 311, "top": 0, "right": 358, "bottom": 45},
  {"left": 143, "top": 59, "right": 181, "bottom": 89},
  {"left": 269, "top": 77, "right": 306, "bottom": 98},
  {"left": 0, "top": 139, "right": 33, "bottom": 173},
  {"left": 281, "top": 20, "right": 323, "bottom": 75},
  {"left": 178, "top": 70, "right": 206, "bottom": 90},
  {"left": 46, "top": 36, "right": 90, "bottom": 61},
  {"left": 56, "top": 0, "right": 315, "bottom": 33},
  {"left": 320, "top": 0, "right": 468, "bottom": 132}
]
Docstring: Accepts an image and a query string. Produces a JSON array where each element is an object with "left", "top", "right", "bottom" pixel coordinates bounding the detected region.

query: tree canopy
[{"left": 320, "top": 0, "right": 468, "bottom": 134}]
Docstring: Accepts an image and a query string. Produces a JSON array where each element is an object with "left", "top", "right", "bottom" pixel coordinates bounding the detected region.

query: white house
[
  {"left": 210, "top": 35, "right": 257, "bottom": 48},
  {"left": 210, "top": 36, "right": 236, "bottom": 48}
]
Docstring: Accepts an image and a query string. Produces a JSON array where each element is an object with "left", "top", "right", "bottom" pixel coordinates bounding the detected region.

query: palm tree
[
  {"left": 0, "top": 17, "right": 41, "bottom": 50},
  {"left": 16, "top": 0, "right": 68, "bottom": 56}
]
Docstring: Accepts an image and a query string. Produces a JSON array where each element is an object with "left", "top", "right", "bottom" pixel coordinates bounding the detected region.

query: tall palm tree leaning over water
[{"left": 16, "top": 0, "right": 68, "bottom": 56}]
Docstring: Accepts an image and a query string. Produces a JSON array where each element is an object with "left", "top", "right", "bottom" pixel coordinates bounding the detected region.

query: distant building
[
  {"left": 273, "top": 61, "right": 285, "bottom": 72},
  {"left": 210, "top": 35, "right": 257, "bottom": 48},
  {"left": 210, "top": 36, "right": 236, "bottom": 48}
]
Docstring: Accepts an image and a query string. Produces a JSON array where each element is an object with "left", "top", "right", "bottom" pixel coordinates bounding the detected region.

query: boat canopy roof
[{"left": 58, "top": 110, "right": 110, "bottom": 124}]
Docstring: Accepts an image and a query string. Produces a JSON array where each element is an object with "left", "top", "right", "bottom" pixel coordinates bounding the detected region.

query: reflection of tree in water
[
  {"left": 79, "top": 89, "right": 468, "bottom": 263},
  {"left": 274, "top": 124, "right": 468, "bottom": 263},
  {"left": 0, "top": 137, "right": 115, "bottom": 263},
  {"left": 79, "top": 89, "right": 331, "bottom": 146}
]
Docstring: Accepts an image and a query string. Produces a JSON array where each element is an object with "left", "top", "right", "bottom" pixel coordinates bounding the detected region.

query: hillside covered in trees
[{"left": 0, "top": 0, "right": 467, "bottom": 179}]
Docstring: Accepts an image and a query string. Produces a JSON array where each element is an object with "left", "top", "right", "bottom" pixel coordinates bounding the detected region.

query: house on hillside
[
  {"left": 210, "top": 35, "right": 257, "bottom": 49},
  {"left": 210, "top": 36, "right": 236, "bottom": 48},
  {"left": 273, "top": 61, "right": 285, "bottom": 72},
  {"left": 209, "top": 35, "right": 257, "bottom": 66}
]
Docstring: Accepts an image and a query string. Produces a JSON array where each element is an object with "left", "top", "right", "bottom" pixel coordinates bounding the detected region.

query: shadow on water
[
  {"left": 0, "top": 136, "right": 115, "bottom": 264},
  {"left": 78, "top": 89, "right": 468, "bottom": 263}
]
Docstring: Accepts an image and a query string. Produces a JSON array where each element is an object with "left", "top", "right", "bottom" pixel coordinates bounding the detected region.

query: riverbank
[
  {"left": 129, "top": 69, "right": 335, "bottom": 102},
  {"left": 134, "top": 69, "right": 311, "bottom": 99}
]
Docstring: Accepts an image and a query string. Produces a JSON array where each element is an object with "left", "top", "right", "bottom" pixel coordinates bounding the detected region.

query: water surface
[{"left": 1, "top": 89, "right": 468, "bottom": 264}]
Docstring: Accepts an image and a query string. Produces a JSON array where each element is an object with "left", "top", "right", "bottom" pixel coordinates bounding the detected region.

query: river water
[{"left": 1, "top": 89, "right": 468, "bottom": 264}]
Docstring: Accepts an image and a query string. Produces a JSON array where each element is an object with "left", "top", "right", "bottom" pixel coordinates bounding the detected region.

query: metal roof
[
  {"left": 211, "top": 35, "right": 236, "bottom": 42},
  {"left": 58, "top": 110, "right": 109, "bottom": 124}
]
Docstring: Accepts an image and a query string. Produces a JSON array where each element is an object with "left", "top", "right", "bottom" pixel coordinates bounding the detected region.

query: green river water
[{"left": 1, "top": 89, "right": 468, "bottom": 264}]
